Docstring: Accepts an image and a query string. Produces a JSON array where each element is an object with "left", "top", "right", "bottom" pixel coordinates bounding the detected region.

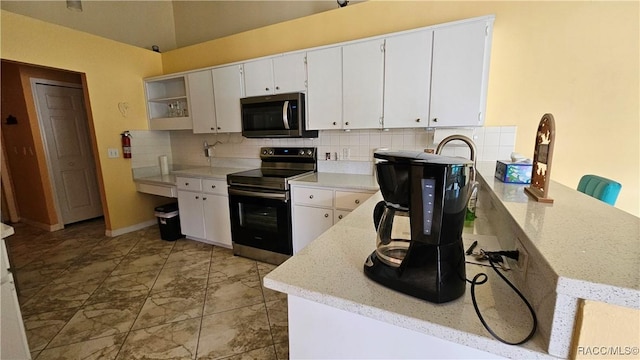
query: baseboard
[
  {"left": 20, "top": 218, "right": 63, "bottom": 232},
  {"left": 106, "top": 219, "right": 156, "bottom": 237}
]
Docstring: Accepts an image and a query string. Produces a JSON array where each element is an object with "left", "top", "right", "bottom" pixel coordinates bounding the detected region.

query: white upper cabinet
[
  {"left": 383, "top": 30, "right": 433, "bottom": 129},
  {"left": 212, "top": 64, "right": 244, "bottom": 133},
  {"left": 244, "top": 53, "right": 307, "bottom": 97},
  {"left": 144, "top": 75, "right": 192, "bottom": 130},
  {"left": 307, "top": 46, "right": 343, "bottom": 130},
  {"left": 342, "top": 38, "right": 385, "bottom": 130},
  {"left": 429, "top": 19, "right": 491, "bottom": 127},
  {"left": 188, "top": 70, "right": 217, "bottom": 134},
  {"left": 273, "top": 53, "right": 307, "bottom": 94}
]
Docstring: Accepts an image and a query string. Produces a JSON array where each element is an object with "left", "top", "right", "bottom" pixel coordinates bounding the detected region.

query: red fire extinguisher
[{"left": 121, "top": 131, "right": 132, "bottom": 158}]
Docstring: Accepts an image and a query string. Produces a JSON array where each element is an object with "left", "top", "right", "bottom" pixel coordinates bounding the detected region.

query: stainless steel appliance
[
  {"left": 240, "top": 92, "right": 318, "bottom": 138},
  {"left": 364, "top": 150, "right": 473, "bottom": 303},
  {"left": 227, "top": 147, "right": 317, "bottom": 264}
]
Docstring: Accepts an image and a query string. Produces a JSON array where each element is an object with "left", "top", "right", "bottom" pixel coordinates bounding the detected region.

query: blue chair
[{"left": 577, "top": 175, "right": 621, "bottom": 206}]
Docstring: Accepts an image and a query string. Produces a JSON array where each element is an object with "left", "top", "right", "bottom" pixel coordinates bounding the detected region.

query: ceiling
[{"left": 0, "top": 0, "right": 362, "bottom": 52}]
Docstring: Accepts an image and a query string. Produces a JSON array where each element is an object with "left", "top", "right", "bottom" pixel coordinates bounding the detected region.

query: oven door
[{"left": 228, "top": 187, "right": 293, "bottom": 255}]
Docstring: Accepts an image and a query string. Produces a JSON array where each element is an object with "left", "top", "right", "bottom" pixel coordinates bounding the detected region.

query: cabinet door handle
[
  {"left": 345, "top": 122, "right": 350, "bottom": 126},
  {"left": 203, "top": 197, "right": 207, "bottom": 200},
  {"left": 309, "top": 195, "right": 314, "bottom": 199},
  {"left": 211, "top": 185, "right": 216, "bottom": 189},
  {"left": 416, "top": 118, "right": 421, "bottom": 123},
  {"left": 338, "top": 214, "right": 343, "bottom": 220},
  {"left": 324, "top": 213, "right": 329, "bottom": 218},
  {"left": 433, "top": 118, "right": 438, "bottom": 123},
  {"left": 185, "top": 182, "right": 189, "bottom": 186},
  {"left": 195, "top": 196, "right": 199, "bottom": 199},
  {"left": 275, "top": 86, "right": 280, "bottom": 90},
  {"left": 210, "top": 127, "right": 215, "bottom": 130},
  {"left": 265, "top": 87, "right": 270, "bottom": 91},
  {"left": 217, "top": 127, "right": 221, "bottom": 130},
  {"left": 355, "top": 199, "right": 360, "bottom": 204},
  {"left": 333, "top": 122, "right": 337, "bottom": 126}
]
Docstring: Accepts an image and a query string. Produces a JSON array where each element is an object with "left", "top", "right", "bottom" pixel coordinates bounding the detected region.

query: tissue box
[{"left": 495, "top": 161, "right": 532, "bottom": 184}]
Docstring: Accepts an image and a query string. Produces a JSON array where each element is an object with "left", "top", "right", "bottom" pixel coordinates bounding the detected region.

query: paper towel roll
[{"left": 159, "top": 155, "right": 169, "bottom": 175}]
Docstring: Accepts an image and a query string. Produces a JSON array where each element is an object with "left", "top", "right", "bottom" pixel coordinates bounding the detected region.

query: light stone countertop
[
  {"left": 134, "top": 166, "right": 252, "bottom": 185},
  {"left": 1, "top": 223, "right": 15, "bottom": 239},
  {"left": 289, "top": 172, "right": 379, "bottom": 191},
  {"left": 475, "top": 162, "right": 640, "bottom": 309},
  {"left": 264, "top": 191, "right": 553, "bottom": 359},
  {"left": 172, "top": 166, "right": 250, "bottom": 180}
]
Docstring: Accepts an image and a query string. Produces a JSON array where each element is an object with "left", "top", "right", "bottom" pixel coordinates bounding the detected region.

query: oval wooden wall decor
[{"left": 524, "top": 113, "right": 556, "bottom": 203}]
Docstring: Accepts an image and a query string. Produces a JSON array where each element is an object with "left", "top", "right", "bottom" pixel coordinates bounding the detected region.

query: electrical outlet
[
  {"left": 514, "top": 237, "right": 529, "bottom": 278},
  {"left": 107, "top": 148, "right": 119, "bottom": 158}
]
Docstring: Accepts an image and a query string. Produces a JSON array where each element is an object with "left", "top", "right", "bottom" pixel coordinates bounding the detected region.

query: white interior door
[{"left": 35, "top": 83, "right": 103, "bottom": 225}]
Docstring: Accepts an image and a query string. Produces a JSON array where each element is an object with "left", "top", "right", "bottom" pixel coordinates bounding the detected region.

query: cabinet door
[
  {"left": 383, "top": 30, "right": 432, "bottom": 129},
  {"left": 177, "top": 190, "right": 205, "bottom": 239},
  {"left": 342, "top": 39, "right": 384, "bottom": 130},
  {"left": 243, "top": 58, "right": 274, "bottom": 97},
  {"left": 203, "top": 194, "right": 232, "bottom": 248},
  {"left": 430, "top": 20, "right": 489, "bottom": 127},
  {"left": 334, "top": 210, "right": 350, "bottom": 224},
  {"left": 273, "top": 53, "right": 307, "bottom": 94},
  {"left": 188, "top": 70, "right": 217, "bottom": 134},
  {"left": 212, "top": 65, "right": 244, "bottom": 133},
  {"left": 293, "top": 205, "right": 333, "bottom": 253},
  {"left": 306, "top": 47, "right": 342, "bottom": 130}
]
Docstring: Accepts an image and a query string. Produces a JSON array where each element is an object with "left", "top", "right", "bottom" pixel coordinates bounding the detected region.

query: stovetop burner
[{"left": 227, "top": 147, "right": 317, "bottom": 191}]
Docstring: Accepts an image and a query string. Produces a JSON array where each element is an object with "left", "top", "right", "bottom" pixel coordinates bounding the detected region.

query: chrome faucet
[{"left": 435, "top": 134, "right": 477, "bottom": 181}]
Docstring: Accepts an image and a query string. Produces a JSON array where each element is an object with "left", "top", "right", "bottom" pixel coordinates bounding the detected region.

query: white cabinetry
[
  {"left": 429, "top": 19, "right": 492, "bottom": 127},
  {"left": 1, "top": 228, "right": 31, "bottom": 360},
  {"left": 244, "top": 53, "right": 306, "bottom": 97},
  {"left": 383, "top": 30, "right": 432, "bottom": 128},
  {"left": 187, "top": 70, "right": 217, "bottom": 134},
  {"left": 292, "top": 185, "right": 374, "bottom": 253},
  {"left": 176, "top": 177, "right": 232, "bottom": 248},
  {"left": 307, "top": 46, "right": 343, "bottom": 130},
  {"left": 212, "top": 65, "right": 244, "bottom": 133},
  {"left": 342, "top": 39, "right": 385, "bottom": 130},
  {"left": 144, "top": 75, "right": 192, "bottom": 130}
]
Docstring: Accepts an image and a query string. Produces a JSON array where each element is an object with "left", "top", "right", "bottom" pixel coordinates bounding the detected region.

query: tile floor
[{"left": 5, "top": 218, "right": 289, "bottom": 360}]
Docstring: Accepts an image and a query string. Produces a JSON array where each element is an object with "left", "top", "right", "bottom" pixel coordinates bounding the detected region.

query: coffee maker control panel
[{"left": 421, "top": 179, "right": 436, "bottom": 235}]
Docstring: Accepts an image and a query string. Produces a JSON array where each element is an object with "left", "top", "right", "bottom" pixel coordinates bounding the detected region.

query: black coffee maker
[{"left": 364, "top": 151, "right": 473, "bottom": 303}]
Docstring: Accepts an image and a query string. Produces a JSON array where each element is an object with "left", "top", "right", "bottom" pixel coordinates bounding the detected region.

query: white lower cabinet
[
  {"left": 176, "top": 177, "right": 232, "bottom": 248},
  {"left": 292, "top": 185, "right": 374, "bottom": 253}
]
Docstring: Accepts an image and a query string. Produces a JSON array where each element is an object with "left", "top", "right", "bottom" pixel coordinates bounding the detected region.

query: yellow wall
[
  {"left": 163, "top": 0, "right": 640, "bottom": 216},
  {"left": 1, "top": 10, "right": 168, "bottom": 232}
]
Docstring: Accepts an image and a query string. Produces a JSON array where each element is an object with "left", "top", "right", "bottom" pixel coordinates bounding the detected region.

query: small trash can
[{"left": 154, "top": 202, "right": 184, "bottom": 241}]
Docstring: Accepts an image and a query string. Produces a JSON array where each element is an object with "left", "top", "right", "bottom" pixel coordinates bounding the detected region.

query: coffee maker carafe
[{"left": 364, "top": 151, "right": 473, "bottom": 303}]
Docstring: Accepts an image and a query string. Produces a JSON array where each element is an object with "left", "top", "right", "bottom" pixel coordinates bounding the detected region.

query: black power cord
[{"left": 467, "top": 250, "right": 538, "bottom": 345}]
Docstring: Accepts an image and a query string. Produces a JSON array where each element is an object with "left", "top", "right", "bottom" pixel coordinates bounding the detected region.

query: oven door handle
[
  {"left": 282, "top": 100, "right": 291, "bottom": 130},
  {"left": 229, "top": 188, "right": 289, "bottom": 201}
]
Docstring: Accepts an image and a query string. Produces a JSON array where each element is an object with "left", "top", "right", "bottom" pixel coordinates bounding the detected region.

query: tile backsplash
[{"left": 130, "top": 126, "right": 517, "bottom": 175}]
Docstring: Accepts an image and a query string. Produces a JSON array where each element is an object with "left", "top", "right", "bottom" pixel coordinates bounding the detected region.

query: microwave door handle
[{"left": 282, "top": 100, "right": 291, "bottom": 130}]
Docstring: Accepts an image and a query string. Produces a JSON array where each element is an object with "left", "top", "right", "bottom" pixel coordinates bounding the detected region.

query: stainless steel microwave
[{"left": 240, "top": 92, "right": 318, "bottom": 138}]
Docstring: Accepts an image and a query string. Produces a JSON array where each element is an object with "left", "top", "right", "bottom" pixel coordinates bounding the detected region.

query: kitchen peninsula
[{"left": 263, "top": 162, "right": 640, "bottom": 359}]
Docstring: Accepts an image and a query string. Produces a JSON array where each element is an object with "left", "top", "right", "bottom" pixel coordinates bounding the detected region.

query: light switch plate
[{"left": 107, "top": 148, "right": 119, "bottom": 158}]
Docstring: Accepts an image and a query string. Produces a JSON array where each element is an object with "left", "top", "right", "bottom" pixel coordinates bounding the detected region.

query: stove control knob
[
  {"left": 306, "top": 149, "right": 313, "bottom": 156},
  {"left": 262, "top": 149, "right": 268, "bottom": 155},
  {"left": 299, "top": 149, "right": 305, "bottom": 156},
  {"left": 268, "top": 149, "right": 274, "bottom": 155}
]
